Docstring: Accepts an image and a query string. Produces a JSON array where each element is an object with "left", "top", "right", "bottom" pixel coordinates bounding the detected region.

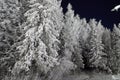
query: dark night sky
[{"left": 61, "top": 0, "right": 120, "bottom": 29}]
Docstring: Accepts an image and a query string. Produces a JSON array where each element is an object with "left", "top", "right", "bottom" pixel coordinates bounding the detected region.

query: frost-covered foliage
[
  {"left": 102, "top": 28, "right": 112, "bottom": 73},
  {"left": 1, "top": 0, "right": 120, "bottom": 80},
  {"left": 62, "top": 4, "right": 84, "bottom": 71},
  {"left": 0, "top": 0, "right": 21, "bottom": 79},
  {"left": 12, "top": 0, "right": 64, "bottom": 79},
  {"left": 84, "top": 19, "right": 107, "bottom": 70},
  {"left": 109, "top": 24, "right": 120, "bottom": 74},
  {"left": 63, "top": 3, "right": 76, "bottom": 60},
  {"left": 0, "top": 0, "right": 21, "bottom": 58},
  {"left": 46, "top": 57, "right": 76, "bottom": 80}
]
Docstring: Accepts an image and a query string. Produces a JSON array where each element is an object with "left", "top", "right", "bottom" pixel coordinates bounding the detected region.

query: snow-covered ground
[{"left": 62, "top": 72, "right": 120, "bottom": 80}]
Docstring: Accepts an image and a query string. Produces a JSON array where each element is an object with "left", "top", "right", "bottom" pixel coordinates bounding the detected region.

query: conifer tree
[
  {"left": 109, "top": 24, "right": 120, "bottom": 74},
  {"left": 45, "top": 2, "right": 77, "bottom": 80},
  {"left": 63, "top": 3, "right": 76, "bottom": 60},
  {"left": 62, "top": 4, "right": 84, "bottom": 72},
  {"left": 84, "top": 19, "right": 107, "bottom": 70},
  {"left": 102, "top": 28, "right": 112, "bottom": 73},
  {"left": 12, "top": 0, "right": 64, "bottom": 79}
]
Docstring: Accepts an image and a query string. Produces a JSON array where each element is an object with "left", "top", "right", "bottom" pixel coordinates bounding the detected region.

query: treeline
[{"left": 0, "top": 0, "right": 120, "bottom": 80}]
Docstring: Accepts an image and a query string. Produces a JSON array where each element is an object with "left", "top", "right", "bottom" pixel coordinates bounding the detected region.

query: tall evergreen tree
[
  {"left": 12, "top": 0, "right": 64, "bottom": 80},
  {"left": 62, "top": 4, "right": 84, "bottom": 72},
  {"left": 84, "top": 19, "right": 107, "bottom": 70},
  {"left": 63, "top": 3, "right": 76, "bottom": 60},
  {"left": 109, "top": 24, "right": 120, "bottom": 74},
  {"left": 46, "top": 3, "right": 77, "bottom": 80},
  {"left": 78, "top": 18, "right": 91, "bottom": 71},
  {"left": 102, "top": 28, "right": 112, "bottom": 73}
]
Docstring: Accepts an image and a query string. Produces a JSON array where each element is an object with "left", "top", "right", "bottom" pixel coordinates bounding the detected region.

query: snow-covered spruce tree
[
  {"left": 45, "top": 2, "right": 77, "bottom": 80},
  {"left": 11, "top": 0, "right": 64, "bottom": 80},
  {"left": 109, "top": 24, "right": 120, "bottom": 74},
  {"left": 102, "top": 28, "right": 112, "bottom": 73},
  {"left": 84, "top": 19, "right": 107, "bottom": 70},
  {"left": 63, "top": 3, "right": 76, "bottom": 60},
  {"left": 0, "top": 0, "right": 21, "bottom": 79},
  {"left": 71, "top": 15, "right": 86, "bottom": 71},
  {"left": 77, "top": 18, "right": 91, "bottom": 71},
  {"left": 62, "top": 3, "right": 84, "bottom": 72},
  {"left": 46, "top": 4, "right": 79, "bottom": 80}
]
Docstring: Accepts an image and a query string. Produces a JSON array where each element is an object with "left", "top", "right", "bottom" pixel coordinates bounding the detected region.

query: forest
[{"left": 0, "top": 0, "right": 120, "bottom": 80}]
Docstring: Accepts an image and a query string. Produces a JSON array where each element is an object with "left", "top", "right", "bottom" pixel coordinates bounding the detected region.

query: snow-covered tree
[
  {"left": 63, "top": 3, "right": 76, "bottom": 60},
  {"left": 109, "top": 24, "right": 120, "bottom": 74},
  {"left": 77, "top": 18, "right": 91, "bottom": 71},
  {"left": 11, "top": 0, "right": 64, "bottom": 79},
  {"left": 44, "top": 3, "right": 77, "bottom": 80},
  {"left": 102, "top": 28, "right": 112, "bottom": 73},
  {"left": 71, "top": 15, "right": 86, "bottom": 71},
  {"left": 84, "top": 19, "right": 107, "bottom": 70},
  {"left": 102, "top": 28, "right": 111, "bottom": 56},
  {"left": 62, "top": 4, "right": 84, "bottom": 72}
]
